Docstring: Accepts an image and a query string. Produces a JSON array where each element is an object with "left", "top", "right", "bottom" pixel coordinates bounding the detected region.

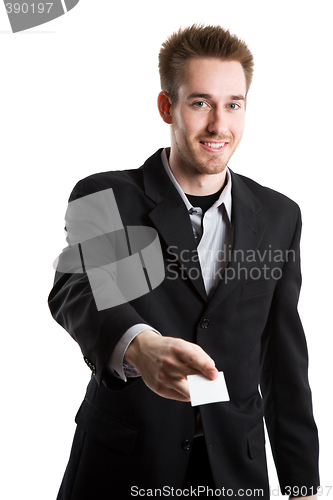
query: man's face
[{"left": 169, "top": 58, "right": 247, "bottom": 177}]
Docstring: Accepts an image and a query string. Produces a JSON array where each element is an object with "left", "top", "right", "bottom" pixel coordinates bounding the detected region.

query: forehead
[{"left": 179, "top": 58, "right": 246, "bottom": 98}]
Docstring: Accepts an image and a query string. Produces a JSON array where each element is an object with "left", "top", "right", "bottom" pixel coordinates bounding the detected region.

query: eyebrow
[
  {"left": 230, "top": 95, "right": 246, "bottom": 101},
  {"left": 187, "top": 92, "right": 245, "bottom": 101}
]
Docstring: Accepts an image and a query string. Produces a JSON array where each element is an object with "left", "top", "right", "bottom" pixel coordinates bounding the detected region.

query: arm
[
  {"left": 49, "top": 177, "right": 217, "bottom": 391},
  {"left": 260, "top": 208, "right": 320, "bottom": 496},
  {"left": 49, "top": 268, "right": 149, "bottom": 384},
  {"left": 48, "top": 178, "right": 152, "bottom": 384}
]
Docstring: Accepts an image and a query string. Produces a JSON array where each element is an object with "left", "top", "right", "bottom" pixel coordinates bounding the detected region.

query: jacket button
[
  {"left": 200, "top": 318, "right": 210, "bottom": 329},
  {"left": 182, "top": 440, "right": 192, "bottom": 451},
  {"left": 83, "top": 356, "right": 96, "bottom": 375}
]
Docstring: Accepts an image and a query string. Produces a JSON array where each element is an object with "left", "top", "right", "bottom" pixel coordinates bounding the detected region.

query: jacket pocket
[
  {"left": 75, "top": 399, "right": 138, "bottom": 455},
  {"left": 241, "top": 279, "right": 276, "bottom": 298},
  {"left": 247, "top": 421, "right": 266, "bottom": 459}
]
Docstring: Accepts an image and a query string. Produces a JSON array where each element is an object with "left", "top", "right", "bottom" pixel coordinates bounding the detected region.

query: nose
[{"left": 207, "top": 108, "right": 228, "bottom": 137}]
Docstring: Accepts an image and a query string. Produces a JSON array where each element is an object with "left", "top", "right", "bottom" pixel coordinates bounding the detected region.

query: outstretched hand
[{"left": 125, "top": 329, "right": 218, "bottom": 401}]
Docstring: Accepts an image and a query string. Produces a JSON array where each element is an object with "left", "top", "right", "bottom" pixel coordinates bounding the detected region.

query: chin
[
  {"left": 203, "top": 167, "right": 227, "bottom": 176},
  {"left": 194, "top": 160, "right": 228, "bottom": 176}
]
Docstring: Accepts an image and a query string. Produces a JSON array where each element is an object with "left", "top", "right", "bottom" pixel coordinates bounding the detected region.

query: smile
[
  {"left": 202, "top": 142, "right": 225, "bottom": 149},
  {"left": 200, "top": 141, "right": 228, "bottom": 152}
]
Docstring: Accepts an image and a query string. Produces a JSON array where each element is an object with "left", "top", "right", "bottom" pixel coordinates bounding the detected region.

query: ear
[{"left": 157, "top": 91, "right": 172, "bottom": 124}]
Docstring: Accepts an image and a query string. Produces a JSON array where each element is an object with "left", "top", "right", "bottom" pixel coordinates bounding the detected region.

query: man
[{"left": 49, "top": 25, "right": 319, "bottom": 499}]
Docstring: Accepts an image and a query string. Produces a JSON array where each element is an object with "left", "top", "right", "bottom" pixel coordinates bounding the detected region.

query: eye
[
  {"left": 227, "top": 103, "right": 240, "bottom": 110},
  {"left": 193, "top": 101, "right": 208, "bottom": 108}
]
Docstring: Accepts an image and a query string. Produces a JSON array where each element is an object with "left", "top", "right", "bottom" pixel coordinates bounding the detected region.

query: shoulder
[
  {"left": 67, "top": 149, "right": 165, "bottom": 203},
  {"left": 232, "top": 171, "right": 301, "bottom": 218},
  {"left": 68, "top": 167, "right": 145, "bottom": 203}
]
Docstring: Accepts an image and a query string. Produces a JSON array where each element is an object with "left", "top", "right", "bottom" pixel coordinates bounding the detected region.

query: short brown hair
[{"left": 158, "top": 24, "right": 254, "bottom": 103}]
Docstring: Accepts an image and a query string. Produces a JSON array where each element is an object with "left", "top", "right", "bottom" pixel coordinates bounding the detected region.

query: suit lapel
[
  {"left": 143, "top": 150, "right": 207, "bottom": 301},
  {"left": 205, "top": 171, "right": 266, "bottom": 314}
]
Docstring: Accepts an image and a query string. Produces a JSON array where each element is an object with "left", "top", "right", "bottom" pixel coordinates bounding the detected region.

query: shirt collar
[{"left": 161, "top": 148, "right": 232, "bottom": 222}]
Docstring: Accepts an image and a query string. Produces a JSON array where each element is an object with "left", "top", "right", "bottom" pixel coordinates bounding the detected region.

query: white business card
[{"left": 187, "top": 371, "right": 230, "bottom": 407}]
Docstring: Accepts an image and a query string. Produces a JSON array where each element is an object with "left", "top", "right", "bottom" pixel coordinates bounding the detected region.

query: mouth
[{"left": 200, "top": 141, "right": 228, "bottom": 152}]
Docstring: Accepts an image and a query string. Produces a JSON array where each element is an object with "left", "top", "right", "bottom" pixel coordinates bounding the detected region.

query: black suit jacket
[{"left": 49, "top": 149, "right": 319, "bottom": 499}]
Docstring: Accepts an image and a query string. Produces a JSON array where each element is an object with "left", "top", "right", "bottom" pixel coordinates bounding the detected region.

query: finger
[
  {"left": 158, "top": 387, "right": 191, "bottom": 402},
  {"left": 157, "top": 357, "right": 202, "bottom": 380},
  {"left": 176, "top": 343, "right": 218, "bottom": 380},
  {"left": 168, "top": 377, "right": 191, "bottom": 400},
  {"left": 164, "top": 363, "right": 204, "bottom": 380},
  {"left": 148, "top": 376, "right": 191, "bottom": 402}
]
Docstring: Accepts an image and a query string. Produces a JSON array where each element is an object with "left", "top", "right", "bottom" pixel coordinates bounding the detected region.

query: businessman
[{"left": 49, "top": 25, "right": 320, "bottom": 499}]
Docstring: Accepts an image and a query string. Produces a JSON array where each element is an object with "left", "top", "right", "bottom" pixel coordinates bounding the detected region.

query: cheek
[
  {"left": 231, "top": 118, "right": 245, "bottom": 139},
  {"left": 179, "top": 109, "right": 206, "bottom": 135}
]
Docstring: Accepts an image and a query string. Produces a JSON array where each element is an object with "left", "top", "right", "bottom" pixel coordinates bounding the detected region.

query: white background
[{"left": 1, "top": 1, "right": 332, "bottom": 498}]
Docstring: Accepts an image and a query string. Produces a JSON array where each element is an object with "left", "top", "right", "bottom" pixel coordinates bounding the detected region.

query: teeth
[{"left": 203, "top": 142, "right": 225, "bottom": 149}]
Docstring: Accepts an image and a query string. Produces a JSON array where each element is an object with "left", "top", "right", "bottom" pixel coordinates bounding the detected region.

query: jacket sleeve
[
  {"left": 48, "top": 177, "right": 149, "bottom": 385},
  {"left": 260, "top": 207, "right": 320, "bottom": 496}
]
